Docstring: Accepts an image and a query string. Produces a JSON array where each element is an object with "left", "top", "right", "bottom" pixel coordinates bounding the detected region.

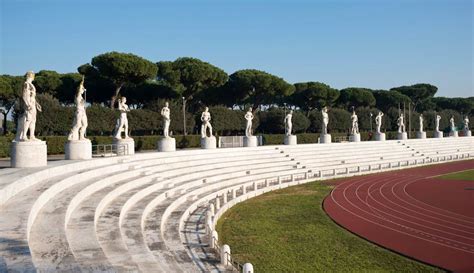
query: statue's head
[
  {"left": 290, "top": 110, "right": 293, "bottom": 114},
  {"left": 122, "top": 97, "right": 127, "bottom": 103},
  {"left": 165, "top": 101, "right": 169, "bottom": 107},
  {"left": 205, "top": 107, "right": 209, "bottom": 112},
  {"left": 77, "top": 76, "right": 86, "bottom": 95},
  {"left": 322, "top": 106, "right": 328, "bottom": 112},
  {"left": 249, "top": 107, "right": 252, "bottom": 112},
  {"left": 25, "top": 71, "right": 35, "bottom": 81}
]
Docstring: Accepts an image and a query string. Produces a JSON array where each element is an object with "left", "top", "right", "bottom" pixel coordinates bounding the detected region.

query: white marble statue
[
  {"left": 397, "top": 113, "right": 406, "bottom": 133},
  {"left": 201, "top": 107, "right": 213, "bottom": 138},
  {"left": 68, "top": 77, "right": 88, "bottom": 141},
  {"left": 321, "top": 107, "right": 329, "bottom": 134},
  {"left": 113, "top": 97, "right": 130, "bottom": 139},
  {"left": 464, "top": 116, "right": 470, "bottom": 131},
  {"left": 284, "top": 110, "right": 293, "bottom": 136},
  {"left": 450, "top": 116, "right": 456, "bottom": 132},
  {"left": 435, "top": 115, "right": 441, "bottom": 132},
  {"left": 418, "top": 114, "right": 424, "bottom": 132},
  {"left": 244, "top": 108, "right": 254, "bottom": 137},
  {"left": 375, "top": 111, "right": 384, "bottom": 134},
  {"left": 161, "top": 101, "right": 171, "bottom": 138},
  {"left": 351, "top": 110, "right": 359, "bottom": 135},
  {"left": 15, "top": 71, "right": 42, "bottom": 141}
]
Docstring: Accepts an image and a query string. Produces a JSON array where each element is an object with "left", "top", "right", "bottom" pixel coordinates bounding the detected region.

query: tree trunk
[{"left": 110, "top": 83, "right": 124, "bottom": 109}]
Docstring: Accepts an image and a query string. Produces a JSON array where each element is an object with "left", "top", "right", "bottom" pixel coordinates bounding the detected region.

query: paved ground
[{"left": 324, "top": 160, "right": 474, "bottom": 273}]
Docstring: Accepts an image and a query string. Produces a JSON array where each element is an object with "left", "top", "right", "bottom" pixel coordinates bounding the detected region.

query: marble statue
[
  {"left": 15, "top": 71, "right": 42, "bottom": 141},
  {"left": 284, "top": 110, "right": 293, "bottom": 136},
  {"left": 321, "top": 107, "right": 329, "bottom": 134},
  {"left": 351, "top": 110, "right": 359, "bottom": 135},
  {"left": 450, "top": 116, "right": 455, "bottom": 132},
  {"left": 201, "top": 107, "right": 213, "bottom": 138},
  {"left": 161, "top": 101, "right": 171, "bottom": 138},
  {"left": 464, "top": 116, "right": 470, "bottom": 131},
  {"left": 435, "top": 115, "right": 441, "bottom": 131},
  {"left": 114, "top": 97, "right": 130, "bottom": 139},
  {"left": 419, "top": 114, "right": 424, "bottom": 132},
  {"left": 375, "top": 111, "right": 384, "bottom": 134},
  {"left": 244, "top": 108, "right": 254, "bottom": 137},
  {"left": 68, "top": 77, "right": 88, "bottom": 141},
  {"left": 397, "top": 113, "right": 406, "bottom": 133}
]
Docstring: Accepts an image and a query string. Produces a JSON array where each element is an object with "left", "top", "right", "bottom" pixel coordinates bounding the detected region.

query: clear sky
[{"left": 1, "top": 0, "right": 472, "bottom": 97}]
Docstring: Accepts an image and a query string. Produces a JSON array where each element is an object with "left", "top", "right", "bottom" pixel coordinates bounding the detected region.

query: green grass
[
  {"left": 438, "top": 169, "right": 474, "bottom": 181},
  {"left": 216, "top": 181, "right": 443, "bottom": 273}
]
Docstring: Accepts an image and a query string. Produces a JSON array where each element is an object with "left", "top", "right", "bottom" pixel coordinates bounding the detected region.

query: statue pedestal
[
  {"left": 11, "top": 140, "right": 47, "bottom": 168},
  {"left": 243, "top": 136, "right": 258, "bottom": 147},
  {"left": 464, "top": 130, "right": 472, "bottom": 137},
  {"left": 284, "top": 135, "right": 297, "bottom": 145},
  {"left": 397, "top": 132, "right": 408, "bottom": 140},
  {"left": 65, "top": 139, "right": 92, "bottom": 160},
  {"left": 350, "top": 133, "right": 361, "bottom": 142},
  {"left": 375, "top": 132, "right": 386, "bottom": 141},
  {"left": 157, "top": 137, "right": 176, "bottom": 152},
  {"left": 319, "top": 134, "right": 332, "bottom": 144},
  {"left": 113, "top": 138, "right": 135, "bottom": 155},
  {"left": 201, "top": 136, "right": 216, "bottom": 149},
  {"left": 434, "top": 131, "right": 443, "bottom": 138},
  {"left": 416, "top": 131, "right": 426, "bottom": 139},
  {"left": 449, "top": 131, "right": 458, "bottom": 138}
]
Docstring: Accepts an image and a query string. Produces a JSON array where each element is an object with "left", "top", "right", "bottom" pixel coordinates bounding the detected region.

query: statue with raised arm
[
  {"left": 161, "top": 101, "right": 171, "bottom": 138},
  {"left": 418, "top": 114, "right": 424, "bottom": 132},
  {"left": 68, "top": 76, "right": 88, "bottom": 141},
  {"left": 450, "top": 116, "right": 455, "bottom": 132},
  {"left": 397, "top": 113, "right": 406, "bottom": 133},
  {"left": 201, "top": 107, "right": 213, "bottom": 138},
  {"left": 321, "top": 107, "right": 329, "bottom": 135},
  {"left": 351, "top": 110, "right": 359, "bottom": 135},
  {"left": 464, "top": 116, "right": 470, "bottom": 131},
  {"left": 284, "top": 110, "right": 293, "bottom": 136},
  {"left": 15, "top": 71, "right": 42, "bottom": 141},
  {"left": 375, "top": 111, "right": 384, "bottom": 134},
  {"left": 114, "top": 97, "right": 130, "bottom": 139},
  {"left": 244, "top": 108, "right": 254, "bottom": 137},
  {"left": 435, "top": 115, "right": 441, "bottom": 131}
]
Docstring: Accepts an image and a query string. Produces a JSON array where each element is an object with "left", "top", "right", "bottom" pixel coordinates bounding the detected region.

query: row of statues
[{"left": 14, "top": 72, "right": 471, "bottom": 143}]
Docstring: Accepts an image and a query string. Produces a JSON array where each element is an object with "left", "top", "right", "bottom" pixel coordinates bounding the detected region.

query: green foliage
[
  {"left": 207, "top": 106, "right": 249, "bottom": 136},
  {"left": 35, "top": 94, "right": 73, "bottom": 136},
  {"left": 258, "top": 108, "right": 310, "bottom": 134},
  {"left": 216, "top": 182, "right": 441, "bottom": 273},
  {"left": 308, "top": 108, "right": 351, "bottom": 133},
  {"left": 143, "top": 99, "right": 195, "bottom": 135},
  {"left": 337, "top": 87, "right": 376, "bottom": 108},
  {"left": 33, "top": 70, "right": 62, "bottom": 96},
  {"left": 390, "top": 83, "right": 437, "bottom": 111},
  {"left": 227, "top": 69, "right": 295, "bottom": 110},
  {"left": 372, "top": 90, "right": 412, "bottom": 113},
  {"left": 432, "top": 97, "right": 474, "bottom": 114},
  {"left": 56, "top": 73, "right": 83, "bottom": 104},
  {"left": 290, "top": 82, "right": 339, "bottom": 111},
  {"left": 0, "top": 75, "right": 23, "bottom": 134},
  {"left": 439, "top": 169, "right": 474, "bottom": 181}
]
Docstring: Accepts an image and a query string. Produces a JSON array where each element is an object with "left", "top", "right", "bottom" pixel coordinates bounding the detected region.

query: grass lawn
[
  {"left": 216, "top": 181, "right": 443, "bottom": 272},
  {"left": 438, "top": 169, "right": 474, "bottom": 181}
]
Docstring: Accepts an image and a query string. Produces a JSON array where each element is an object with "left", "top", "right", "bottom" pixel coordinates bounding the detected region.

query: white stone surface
[
  {"left": 113, "top": 97, "right": 130, "bottom": 139},
  {"left": 397, "top": 114, "right": 406, "bottom": 133},
  {"left": 319, "top": 134, "right": 332, "bottom": 144},
  {"left": 65, "top": 140, "right": 92, "bottom": 160},
  {"left": 243, "top": 136, "right": 258, "bottom": 147},
  {"left": 434, "top": 131, "right": 444, "bottom": 138},
  {"left": 243, "top": 263, "right": 254, "bottom": 273},
  {"left": 221, "top": 244, "right": 231, "bottom": 266},
  {"left": 397, "top": 132, "right": 408, "bottom": 140},
  {"left": 113, "top": 138, "right": 135, "bottom": 155},
  {"left": 449, "top": 131, "right": 459, "bottom": 138},
  {"left": 284, "top": 110, "right": 293, "bottom": 136},
  {"left": 68, "top": 77, "right": 88, "bottom": 141},
  {"left": 375, "top": 132, "right": 386, "bottom": 141},
  {"left": 284, "top": 135, "right": 297, "bottom": 145},
  {"left": 321, "top": 107, "right": 329, "bottom": 135},
  {"left": 15, "top": 71, "right": 42, "bottom": 142},
  {"left": 201, "top": 136, "right": 216, "bottom": 149},
  {"left": 157, "top": 137, "right": 176, "bottom": 152},
  {"left": 244, "top": 108, "right": 254, "bottom": 137},
  {"left": 10, "top": 140, "right": 47, "bottom": 168},
  {"left": 350, "top": 133, "right": 361, "bottom": 142},
  {"left": 416, "top": 131, "right": 427, "bottom": 139},
  {"left": 201, "top": 107, "right": 213, "bottom": 138},
  {"left": 465, "top": 131, "right": 472, "bottom": 137},
  {"left": 375, "top": 112, "right": 384, "bottom": 134},
  {"left": 435, "top": 115, "right": 441, "bottom": 132},
  {"left": 161, "top": 102, "right": 171, "bottom": 138},
  {"left": 351, "top": 111, "right": 359, "bottom": 135}
]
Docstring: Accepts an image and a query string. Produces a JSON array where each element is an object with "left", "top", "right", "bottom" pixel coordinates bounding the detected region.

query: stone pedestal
[
  {"left": 243, "top": 136, "right": 258, "bottom": 147},
  {"left": 65, "top": 139, "right": 92, "bottom": 160},
  {"left": 201, "top": 136, "right": 216, "bottom": 149},
  {"left": 157, "top": 137, "right": 176, "bottom": 152},
  {"left": 11, "top": 140, "right": 47, "bottom": 168},
  {"left": 113, "top": 138, "right": 135, "bottom": 155},
  {"left": 464, "top": 130, "right": 472, "bottom": 137},
  {"left": 350, "top": 133, "right": 361, "bottom": 142},
  {"left": 434, "top": 131, "right": 443, "bottom": 138},
  {"left": 449, "top": 131, "right": 458, "bottom": 138},
  {"left": 319, "top": 134, "right": 332, "bottom": 144},
  {"left": 375, "top": 132, "right": 386, "bottom": 141},
  {"left": 397, "top": 132, "right": 408, "bottom": 140},
  {"left": 284, "top": 135, "right": 297, "bottom": 145},
  {"left": 416, "top": 131, "right": 426, "bottom": 139}
]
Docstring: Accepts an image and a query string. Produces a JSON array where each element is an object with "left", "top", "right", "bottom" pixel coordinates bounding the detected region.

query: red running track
[{"left": 324, "top": 160, "right": 474, "bottom": 273}]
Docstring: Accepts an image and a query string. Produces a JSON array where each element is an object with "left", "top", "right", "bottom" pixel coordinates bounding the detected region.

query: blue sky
[{"left": 1, "top": 0, "right": 472, "bottom": 97}]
